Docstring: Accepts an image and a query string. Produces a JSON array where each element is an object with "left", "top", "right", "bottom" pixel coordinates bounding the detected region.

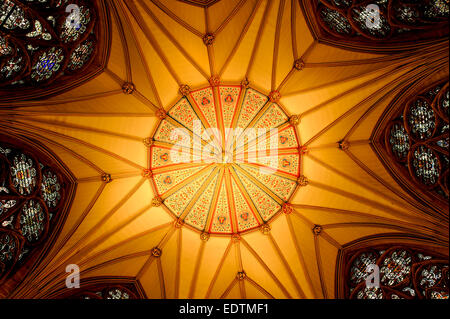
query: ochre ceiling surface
[{"left": 0, "top": 0, "right": 448, "bottom": 299}]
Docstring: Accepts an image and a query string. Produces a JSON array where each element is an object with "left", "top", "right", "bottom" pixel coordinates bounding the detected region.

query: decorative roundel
[
  {"left": 409, "top": 145, "right": 441, "bottom": 187},
  {"left": 388, "top": 122, "right": 410, "bottom": 161},
  {"left": 379, "top": 249, "right": 413, "bottom": 287},
  {"left": 405, "top": 98, "right": 436, "bottom": 141},
  {"left": 149, "top": 84, "right": 301, "bottom": 235}
]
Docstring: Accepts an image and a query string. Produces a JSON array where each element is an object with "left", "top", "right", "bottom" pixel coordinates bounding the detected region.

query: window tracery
[
  {"left": 0, "top": 0, "right": 102, "bottom": 95},
  {"left": 313, "top": 0, "right": 448, "bottom": 47},
  {"left": 0, "top": 134, "right": 71, "bottom": 286},
  {"left": 55, "top": 279, "right": 143, "bottom": 299},
  {"left": 344, "top": 245, "right": 448, "bottom": 299},
  {"left": 384, "top": 81, "right": 448, "bottom": 200}
]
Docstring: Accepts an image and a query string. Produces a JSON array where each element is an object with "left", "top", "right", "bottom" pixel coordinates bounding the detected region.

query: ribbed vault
[{"left": 0, "top": 0, "right": 448, "bottom": 299}]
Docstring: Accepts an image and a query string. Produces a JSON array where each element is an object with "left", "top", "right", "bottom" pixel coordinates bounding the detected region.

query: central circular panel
[{"left": 149, "top": 84, "right": 301, "bottom": 235}]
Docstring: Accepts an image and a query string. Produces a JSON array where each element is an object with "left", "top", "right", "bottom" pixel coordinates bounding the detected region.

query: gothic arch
[
  {"left": 0, "top": 132, "right": 76, "bottom": 297},
  {"left": 372, "top": 75, "right": 449, "bottom": 217},
  {"left": 300, "top": 0, "right": 449, "bottom": 53},
  {"left": 335, "top": 233, "right": 449, "bottom": 299},
  {"left": 0, "top": 0, "right": 111, "bottom": 102}
]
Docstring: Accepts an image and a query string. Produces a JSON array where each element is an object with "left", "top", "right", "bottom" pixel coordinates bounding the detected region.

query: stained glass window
[
  {"left": 384, "top": 81, "right": 449, "bottom": 200},
  {"left": 316, "top": 0, "right": 448, "bottom": 45},
  {"left": 0, "top": 0, "right": 98, "bottom": 88},
  {"left": 344, "top": 245, "right": 449, "bottom": 299},
  {"left": 0, "top": 135, "right": 69, "bottom": 285},
  {"left": 56, "top": 280, "right": 142, "bottom": 299}
]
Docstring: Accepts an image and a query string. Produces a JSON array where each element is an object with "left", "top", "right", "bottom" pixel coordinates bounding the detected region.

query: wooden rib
[
  {"left": 268, "top": 233, "right": 306, "bottom": 298},
  {"left": 11, "top": 182, "right": 107, "bottom": 297},
  {"left": 104, "top": 67, "right": 127, "bottom": 87},
  {"left": 281, "top": 45, "right": 446, "bottom": 98},
  {"left": 174, "top": 228, "right": 182, "bottom": 298},
  {"left": 10, "top": 120, "right": 146, "bottom": 170},
  {"left": 308, "top": 180, "right": 444, "bottom": 230},
  {"left": 157, "top": 258, "right": 167, "bottom": 299},
  {"left": 240, "top": 237, "right": 292, "bottom": 298},
  {"left": 149, "top": 0, "right": 204, "bottom": 38},
  {"left": 33, "top": 179, "right": 148, "bottom": 283},
  {"left": 205, "top": 167, "right": 225, "bottom": 232},
  {"left": 290, "top": 204, "right": 445, "bottom": 240},
  {"left": 343, "top": 62, "right": 445, "bottom": 141},
  {"left": 18, "top": 117, "right": 143, "bottom": 142},
  {"left": 302, "top": 66, "right": 420, "bottom": 147},
  {"left": 271, "top": 0, "right": 286, "bottom": 91},
  {"left": 237, "top": 161, "right": 297, "bottom": 180},
  {"left": 285, "top": 213, "right": 318, "bottom": 298},
  {"left": 245, "top": 0, "right": 273, "bottom": 78},
  {"left": 59, "top": 204, "right": 153, "bottom": 265},
  {"left": 214, "top": 0, "right": 247, "bottom": 35},
  {"left": 322, "top": 222, "right": 427, "bottom": 234},
  {"left": 188, "top": 240, "right": 206, "bottom": 298},
  {"left": 301, "top": 53, "right": 445, "bottom": 120},
  {"left": 76, "top": 222, "right": 174, "bottom": 271},
  {"left": 314, "top": 234, "right": 327, "bottom": 298},
  {"left": 110, "top": 0, "right": 132, "bottom": 82},
  {"left": 224, "top": 167, "right": 239, "bottom": 232},
  {"left": 125, "top": 0, "right": 182, "bottom": 85},
  {"left": 36, "top": 222, "right": 176, "bottom": 298},
  {"left": 246, "top": 276, "right": 275, "bottom": 299},
  {"left": 307, "top": 153, "right": 430, "bottom": 216},
  {"left": 77, "top": 172, "right": 142, "bottom": 183},
  {"left": 133, "top": 90, "right": 161, "bottom": 111},
  {"left": 0, "top": 90, "right": 123, "bottom": 108},
  {"left": 184, "top": 93, "right": 222, "bottom": 150},
  {"left": 218, "top": 0, "right": 263, "bottom": 77},
  {"left": 305, "top": 44, "right": 448, "bottom": 69},
  {"left": 205, "top": 239, "right": 233, "bottom": 298},
  {"left": 220, "top": 278, "right": 238, "bottom": 299},
  {"left": 205, "top": 6, "right": 216, "bottom": 76},
  {"left": 213, "top": 86, "right": 225, "bottom": 149},
  {"left": 0, "top": 123, "right": 104, "bottom": 174},
  {"left": 31, "top": 251, "right": 151, "bottom": 298},
  {"left": 320, "top": 230, "right": 342, "bottom": 250},
  {"left": 344, "top": 148, "right": 440, "bottom": 222},
  {"left": 0, "top": 110, "right": 154, "bottom": 117},
  {"left": 117, "top": 0, "right": 165, "bottom": 108},
  {"left": 228, "top": 167, "right": 264, "bottom": 225},
  {"left": 138, "top": 0, "right": 210, "bottom": 81},
  {"left": 137, "top": 226, "right": 176, "bottom": 279},
  {"left": 235, "top": 240, "right": 246, "bottom": 299},
  {"left": 232, "top": 163, "right": 284, "bottom": 204},
  {"left": 162, "top": 164, "right": 214, "bottom": 199},
  {"left": 152, "top": 162, "right": 208, "bottom": 176},
  {"left": 276, "top": 68, "right": 296, "bottom": 93},
  {"left": 290, "top": 0, "right": 298, "bottom": 60}
]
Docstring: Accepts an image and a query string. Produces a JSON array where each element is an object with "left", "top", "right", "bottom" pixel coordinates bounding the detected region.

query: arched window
[
  {"left": 302, "top": 0, "right": 449, "bottom": 51},
  {"left": 0, "top": 133, "right": 75, "bottom": 293},
  {"left": 53, "top": 277, "right": 145, "bottom": 299},
  {"left": 0, "top": 0, "right": 109, "bottom": 101},
  {"left": 373, "top": 79, "right": 448, "bottom": 215},
  {"left": 338, "top": 240, "right": 448, "bottom": 299}
]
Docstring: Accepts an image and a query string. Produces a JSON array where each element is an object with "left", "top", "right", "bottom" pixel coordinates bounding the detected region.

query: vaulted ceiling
[{"left": 0, "top": 0, "right": 448, "bottom": 299}]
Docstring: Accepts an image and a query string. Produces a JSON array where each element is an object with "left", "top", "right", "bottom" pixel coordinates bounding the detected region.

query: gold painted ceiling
[{"left": 0, "top": 0, "right": 448, "bottom": 299}]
